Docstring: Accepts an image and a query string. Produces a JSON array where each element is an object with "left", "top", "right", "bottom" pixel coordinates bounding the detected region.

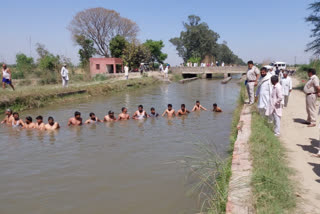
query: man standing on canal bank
[
  {"left": 246, "top": 61, "right": 260, "bottom": 104},
  {"left": 60, "top": 64, "right": 69, "bottom": 87},
  {"left": 303, "top": 68, "right": 320, "bottom": 127}
]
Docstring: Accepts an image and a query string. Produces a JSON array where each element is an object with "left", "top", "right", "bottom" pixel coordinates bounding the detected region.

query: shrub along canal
[{"left": 0, "top": 79, "right": 240, "bottom": 214}]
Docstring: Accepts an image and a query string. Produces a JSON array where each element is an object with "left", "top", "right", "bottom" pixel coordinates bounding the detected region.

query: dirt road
[{"left": 281, "top": 77, "right": 320, "bottom": 213}]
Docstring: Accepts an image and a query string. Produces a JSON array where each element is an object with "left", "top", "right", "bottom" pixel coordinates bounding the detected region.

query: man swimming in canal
[
  {"left": 45, "top": 117, "right": 60, "bottom": 130},
  {"left": 192, "top": 100, "right": 207, "bottom": 111},
  {"left": 148, "top": 107, "right": 159, "bottom": 118},
  {"left": 176, "top": 104, "right": 190, "bottom": 116},
  {"left": 1, "top": 109, "right": 14, "bottom": 125},
  {"left": 118, "top": 107, "right": 130, "bottom": 120},
  {"left": 104, "top": 111, "right": 117, "bottom": 122},
  {"left": 35, "top": 115, "right": 46, "bottom": 130},
  {"left": 162, "top": 104, "right": 176, "bottom": 117},
  {"left": 23, "top": 116, "right": 36, "bottom": 129},
  {"left": 12, "top": 112, "right": 24, "bottom": 128},
  {"left": 68, "top": 111, "right": 83, "bottom": 126},
  {"left": 132, "top": 105, "right": 148, "bottom": 119},
  {"left": 213, "top": 103, "right": 223, "bottom": 112},
  {"left": 85, "top": 112, "right": 102, "bottom": 124}
]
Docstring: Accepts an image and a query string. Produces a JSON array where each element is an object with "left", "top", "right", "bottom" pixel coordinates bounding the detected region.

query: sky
[{"left": 0, "top": 0, "right": 316, "bottom": 65}]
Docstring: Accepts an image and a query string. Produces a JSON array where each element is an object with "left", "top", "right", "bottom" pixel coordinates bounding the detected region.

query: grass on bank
[
  {"left": 186, "top": 83, "right": 246, "bottom": 214},
  {"left": 250, "top": 111, "right": 296, "bottom": 214},
  {"left": 0, "top": 77, "right": 159, "bottom": 113}
]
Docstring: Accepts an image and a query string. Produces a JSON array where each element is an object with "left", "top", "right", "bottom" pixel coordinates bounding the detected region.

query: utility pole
[
  {"left": 29, "top": 36, "right": 32, "bottom": 57},
  {"left": 294, "top": 56, "right": 297, "bottom": 68}
]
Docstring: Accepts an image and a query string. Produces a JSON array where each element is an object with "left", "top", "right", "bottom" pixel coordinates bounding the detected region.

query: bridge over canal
[{"left": 171, "top": 66, "right": 247, "bottom": 78}]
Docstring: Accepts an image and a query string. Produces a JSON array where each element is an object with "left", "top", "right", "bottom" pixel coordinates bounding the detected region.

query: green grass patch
[
  {"left": 171, "top": 73, "right": 183, "bottom": 82},
  {"left": 250, "top": 111, "right": 296, "bottom": 214}
]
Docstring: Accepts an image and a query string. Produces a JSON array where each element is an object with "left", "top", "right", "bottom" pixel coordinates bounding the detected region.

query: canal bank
[
  {"left": 224, "top": 84, "right": 297, "bottom": 214},
  {"left": 0, "top": 76, "right": 160, "bottom": 113}
]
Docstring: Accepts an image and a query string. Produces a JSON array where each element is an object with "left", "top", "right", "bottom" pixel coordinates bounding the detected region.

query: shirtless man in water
[
  {"left": 85, "top": 112, "right": 102, "bottom": 124},
  {"left": 162, "top": 104, "right": 176, "bottom": 117},
  {"left": 68, "top": 111, "right": 83, "bottom": 126},
  {"left": 104, "top": 111, "right": 117, "bottom": 122},
  {"left": 212, "top": 103, "right": 223, "bottom": 112},
  {"left": 45, "top": 117, "right": 60, "bottom": 130},
  {"left": 117, "top": 107, "right": 130, "bottom": 120},
  {"left": 192, "top": 100, "right": 207, "bottom": 111},
  {"left": 23, "top": 116, "right": 36, "bottom": 129},
  {"left": 132, "top": 105, "right": 148, "bottom": 119},
  {"left": 176, "top": 104, "right": 190, "bottom": 116},
  {"left": 35, "top": 115, "right": 46, "bottom": 130},
  {"left": 11, "top": 112, "right": 24, "bottom": 128},
  {"left": 1, "top": 109, "right": 14, "bottom": 125}
]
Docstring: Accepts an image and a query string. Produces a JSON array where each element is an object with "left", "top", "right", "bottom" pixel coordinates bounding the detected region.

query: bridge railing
[{"left": 171, "top": 66, "right": 247, "bottom": 74}]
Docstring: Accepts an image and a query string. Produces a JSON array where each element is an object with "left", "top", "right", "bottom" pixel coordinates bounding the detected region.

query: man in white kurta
[
  {"left": 60, "top": 64, "right": 69, "bottom": 87},
  {"left": 266, "top": 75, "right": 283, "bottom": 137},
  {"left": 124, "top": 65, "right": 129, "bottom": 80},
  {"left": 280, "top": 71, "right": 292, "bottom": 107},
  {"left": 255, "top": 67, "right": 272, "bottom": 116}
]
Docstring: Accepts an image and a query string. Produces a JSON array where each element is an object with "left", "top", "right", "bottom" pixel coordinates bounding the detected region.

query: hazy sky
[{"left": 0, "top": 0, "right": 315, "bottom": 65}]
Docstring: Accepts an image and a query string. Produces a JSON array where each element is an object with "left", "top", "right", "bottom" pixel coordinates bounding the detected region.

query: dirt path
[{"left": 280, "top": 77, "right": 320, "bottom": 214}]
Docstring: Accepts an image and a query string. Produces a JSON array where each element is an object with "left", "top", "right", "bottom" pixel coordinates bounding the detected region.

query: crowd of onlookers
[
  {"left": 248, "top": 60, "right": 320, "bottom": 157},
  {"left": 184, "top": 61, "right": 226, "bottom": 67}
]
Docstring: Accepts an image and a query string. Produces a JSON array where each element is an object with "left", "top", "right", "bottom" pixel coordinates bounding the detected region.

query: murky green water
[{"left": 0, "top": 79, "right": 240, "bottom": 214}]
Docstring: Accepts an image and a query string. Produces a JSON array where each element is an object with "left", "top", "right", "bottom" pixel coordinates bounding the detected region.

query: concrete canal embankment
[{"left": 0, "top": 77, "right": 160, "bottom": 113}]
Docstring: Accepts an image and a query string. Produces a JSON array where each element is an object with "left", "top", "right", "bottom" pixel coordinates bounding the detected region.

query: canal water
[{"left": 0, "top": 79, "right": 240, "bottom": 214}]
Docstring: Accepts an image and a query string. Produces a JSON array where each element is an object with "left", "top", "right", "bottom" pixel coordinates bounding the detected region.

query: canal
[{"left": 0, "top": 79, "right": 240, "bottom": 214}]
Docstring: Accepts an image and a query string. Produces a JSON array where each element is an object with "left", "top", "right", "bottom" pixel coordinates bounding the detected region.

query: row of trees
[
  {"left": 69, "top": 7, "right": 167, "bottom": 69},
  {"left": 170, "top": 15, "right": 244, "bottom": 65}
]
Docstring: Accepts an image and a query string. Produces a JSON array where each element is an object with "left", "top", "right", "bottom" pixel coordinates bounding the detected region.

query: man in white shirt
[
  {"left": 159, "top": 64, "right": 163, "bottom": 72},
  {"left": 124, "top": 65, "right": 129, "bottom": 80},
  {"left": 280, "top": 71, "right": 292, "bottom": 107},
  {"left": 255, "top": 67, "right": 272, "bottom": 116},
  {"left": 60, "top": 64, "right": 69, "bottom": 87}
]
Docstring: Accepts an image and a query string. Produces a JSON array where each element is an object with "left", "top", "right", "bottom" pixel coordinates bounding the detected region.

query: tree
[
  {"left": 110, "top": 35, "right": 128, "bottom": 58},
  {"left": 170, "top": 15, "right": 220, "bottom": 62},
  {"left": 35, "top": 43, "right": 49, "bottom": 60},
  {"left": 68, "top": 7, "right": 139, "bottom": 57},
  {"left": 75, "top": 35, "right": 96, "bottom": 67},
  {"left": 143, "top": 40, "right": 167, "bottom": 64},
  {"left": 122, "top": 40, "right": 151, "bottom": 69},
  {"left": 35, "top": 43, "right": 60, "bottom": 71},
  {"left": 306, "top": 1, "right": 320, "bottom": 55},
  {"left": 16, "top": 53, "right": 34, "bottom": 73}
]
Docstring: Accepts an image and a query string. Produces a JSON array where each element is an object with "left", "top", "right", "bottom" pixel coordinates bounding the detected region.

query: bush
[
  {"left": 71, "top": 74, "right": 85, "bottom": 82},
  {"left": 93, "top": 74, "right": 108, "bottom": 81},
  {"left": 16, "top": 53, "right": 34, "bottom": 73},
  {"left": 38, "top": 72, "right": 58, "bottom": 85},
  {"left": 11, "top": 70, "right": 25, "bottom": 79},
  {"left": 38, "top": 54, "right": 60, "bottom": 71}
]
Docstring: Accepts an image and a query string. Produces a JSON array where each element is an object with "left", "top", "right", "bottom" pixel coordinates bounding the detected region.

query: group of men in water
[{"left": 1, "top": 101, "right": 223, "bottom": 129}]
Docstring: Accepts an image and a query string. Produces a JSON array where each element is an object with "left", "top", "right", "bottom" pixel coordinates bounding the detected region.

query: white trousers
[
  {"left": 246, "top": 82, "right": 255, "bottom": 104},
  {"left": 273, "top": 112, "right": 281, "bottom": 135},
  {"left": 284, "top": 95, "right": 289, "bottom": 107},
  {"left": 62, "top": 77, "right": 68, "bottom": 87}
]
